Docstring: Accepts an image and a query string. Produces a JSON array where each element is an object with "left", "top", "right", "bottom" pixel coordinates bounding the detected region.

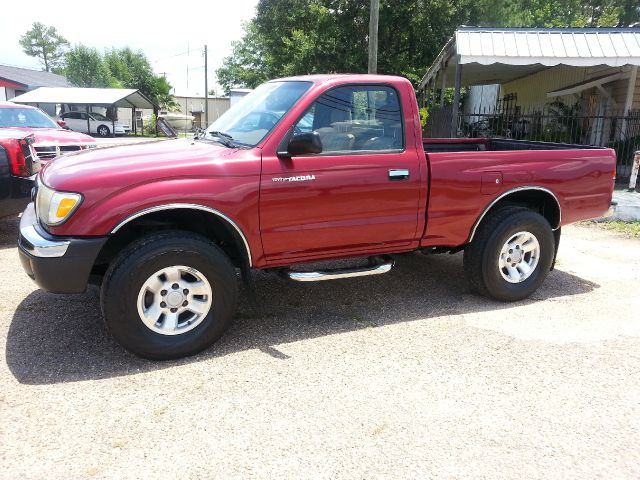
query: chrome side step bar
[{"left": 283, "top": 256, "right": 394, "bottom": 282}]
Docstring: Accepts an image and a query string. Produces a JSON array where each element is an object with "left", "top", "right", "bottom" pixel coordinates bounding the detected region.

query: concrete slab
[{"left": 610, "top": 188, "right": 640, "bottom": 221}]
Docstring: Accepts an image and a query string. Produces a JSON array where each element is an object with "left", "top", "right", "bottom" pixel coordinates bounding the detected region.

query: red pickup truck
[{"left": 18, "top": 74, "right": 615, "bottom": 359}]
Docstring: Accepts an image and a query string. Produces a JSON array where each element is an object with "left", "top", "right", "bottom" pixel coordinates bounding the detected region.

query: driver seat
[{"left": 315, "top": 109, "right": 355, "bottom": 152}]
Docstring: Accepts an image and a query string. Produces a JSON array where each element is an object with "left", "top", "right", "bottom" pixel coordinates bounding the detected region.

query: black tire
[
  {"left": 101, "top": 231, "right": 238, "bottom": 360},
  {"left": 97, "top": 125, "right": 110, "bottom": 137},
  {"left": 463, "top": 206, "right": 555, "bottom": 301}
]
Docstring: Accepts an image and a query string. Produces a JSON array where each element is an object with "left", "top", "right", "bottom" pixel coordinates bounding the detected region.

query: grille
[
  {"left": 34, "top": 146, "right": 57, "bottom": 159},
  {"left": 35, "top": 145, "right": 83, "bottom": 160},
  {"left": 60, "top": 145, "right": 82, "bottom": 153}
]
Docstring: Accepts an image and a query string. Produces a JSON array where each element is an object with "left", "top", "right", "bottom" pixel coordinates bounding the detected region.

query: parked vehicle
[
  {"left": 58, "top": 111, "right": 131, "bottom": 137},
  {"left": 0, "top": 131, "right": 40, "bottom": 218},
  {"left": 0, "top": 103, "right": 96, "bottom": 160},
  {"left": 17, "top": 75, "right": 616, "bottom": 359},
  {"left": 158, "top": 112, "right": 195, "bottom": 131}
]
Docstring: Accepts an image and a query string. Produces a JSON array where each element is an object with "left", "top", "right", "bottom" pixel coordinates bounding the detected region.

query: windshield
[
  {"left": 206, "top": 81, "right": 312, "bottom": 147},
  {"left": 0, "top": 107, "right": 59, "bottom": 129},
  {"left": 90, "top": 112, "right": 109, "bottom": 121}
]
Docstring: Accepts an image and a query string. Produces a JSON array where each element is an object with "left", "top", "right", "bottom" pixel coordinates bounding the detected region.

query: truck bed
[
  {"left": 423, "top": 138, "right": 607, "bottom": 152},
  {"left": 421, "top": 138, "right": 616, "bottom": 248}
]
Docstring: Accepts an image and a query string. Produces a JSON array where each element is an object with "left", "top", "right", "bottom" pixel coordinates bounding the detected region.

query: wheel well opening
[
  {"left": 91, "top": 209, "right": 249, "bottom": 279},
  {"left": 473, "top": 189, "right": 561, "bottom": 240}
]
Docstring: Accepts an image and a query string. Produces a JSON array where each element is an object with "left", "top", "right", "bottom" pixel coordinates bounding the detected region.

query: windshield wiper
[
  {"left": 206, "top": 130, "right": 238, "bottom": 148},
  {"left": 208, "top": 130, "right": 233, "bottom": 140},
  {"left": 207, "top": 130, "right": 238, "bottom": 148}
]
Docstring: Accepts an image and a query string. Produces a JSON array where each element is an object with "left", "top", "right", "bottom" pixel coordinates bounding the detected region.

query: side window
[
  {"left": 293, "top": 85, "right": 403, "bottom": 153},
  {"left": 64, "top": 112, "right": 80, "bottom": 119}
]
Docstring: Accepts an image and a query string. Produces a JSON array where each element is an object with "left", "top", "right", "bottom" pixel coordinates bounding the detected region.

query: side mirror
[
  {"left": 286, "top": 132, "right": 322, "bottom": 156},
  {"left": 56, "top": 119, "right": 67, "bottom": 128}
]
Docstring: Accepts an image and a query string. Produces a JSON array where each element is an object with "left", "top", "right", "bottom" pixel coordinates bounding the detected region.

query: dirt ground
[{"left": 0, "top": 215, "right": 638, "bottom": 480}]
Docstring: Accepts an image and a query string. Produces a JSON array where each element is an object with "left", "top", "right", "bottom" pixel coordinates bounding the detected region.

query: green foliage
[
  {"left": 216, "top": 0, "right": 521, "bottom": 93},
  {"left": 517, "top": 0, "right": 638, "bottom": 27},
  {"left": 104, "top": 48, "right": 180, "bottom": 111},
  {"left": 216, "top": 22, "right": 271, "bottom": 93},
  {"left": 19, "top": 22, "right": 69, "bottom": 72},
  {"left": 216, "top": 0, "right": 639, "bottom": 93},
  {"left": 152, "top": 76, "right": 180, "bottom": 111},
  {"left": 63, "top": 45, "right": 113, "bottom": 87},
  {"left": 582, "top": 220, "right": 640, "bottom": 238},
  {"left": 541, "top": 99, "right": 585, "bottom": 144},
  {"left": 419, "top": 107, "right": 429, "bottom": 128},
  {"left": 61, "top": 45, "right": 178, "bottom": 110},
  {"left": 143, "top": 114, "right": 157, "bottom": 136}
]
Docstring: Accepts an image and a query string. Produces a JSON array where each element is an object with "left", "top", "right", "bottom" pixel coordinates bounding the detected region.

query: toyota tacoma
[{"left": 18, "top": 75, "right": 616, "bottom": 359}]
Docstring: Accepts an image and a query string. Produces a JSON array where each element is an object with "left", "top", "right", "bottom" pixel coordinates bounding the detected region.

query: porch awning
[
  {"left": 420, "top": 27, "right": 640, "bottom": 89},
  {"left": 546, "top": 71, "right": 631, "bottom": 98},
  {"left": 10, "top": 87, "right": 157, "bottom": 109}
]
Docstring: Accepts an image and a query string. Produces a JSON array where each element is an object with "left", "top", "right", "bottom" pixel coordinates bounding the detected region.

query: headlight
[{"left": 36, "top": 183, "right": 82, "bottom": 226}]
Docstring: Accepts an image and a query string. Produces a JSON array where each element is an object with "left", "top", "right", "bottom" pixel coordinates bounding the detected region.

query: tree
[
  {"left": 216, "top": 0, "right": 521, "bottom": 93},
  {"left": 517, "top": 0, "right": 639, "bottom": 27},
  {"left": 63, "top": 45, "right": 112, "bottom": 87},
  {"left": 217, "top": 22, "right": 270, "bottom": 92},
  {"left": 151, "top": 75, "right": 180, "bottom": 111},
  {"left": 19, "top": 22, "right": 69, "bottom": 72},
  {"left": 216, "top": 0, "right": 639, "bottom": 93},
  {"left": 104, "top": 47, "right": 179, "bottom": 110}
]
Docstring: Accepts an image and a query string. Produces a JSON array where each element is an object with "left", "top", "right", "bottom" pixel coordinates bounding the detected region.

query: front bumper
[{"left": 18, "top": 203, "right": 108, "bottom": 293}]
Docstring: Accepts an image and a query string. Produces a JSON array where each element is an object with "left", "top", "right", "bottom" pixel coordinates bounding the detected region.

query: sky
[{"left": 0, "top": 0, "right": 258, "bottom": 96}]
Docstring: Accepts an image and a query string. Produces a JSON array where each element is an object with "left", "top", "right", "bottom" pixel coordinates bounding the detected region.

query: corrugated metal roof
[
  {"left": 419, "top": 27, "right": 640, "bottom": 89},
  {"left": 456, "top": 27, "right": 640, "bottom": 67},
  {"left": 0, "top": 64, "right": 73, "bottom": 88},
  {"left": 10, "top": 87, "right": 157, "bottom": 109}
]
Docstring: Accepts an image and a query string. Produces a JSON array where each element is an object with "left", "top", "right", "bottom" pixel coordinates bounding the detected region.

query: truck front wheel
[
  {"left": 101, "top": 231, "right": 238, "bottom": 359},
  {"left": 463, "top": 206, "right": 555, "bottom": 301}
]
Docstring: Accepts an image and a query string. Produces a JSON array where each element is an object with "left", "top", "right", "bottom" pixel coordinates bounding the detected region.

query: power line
[{"left": 152, "top": 48, "right": 204, "bottom": 64}]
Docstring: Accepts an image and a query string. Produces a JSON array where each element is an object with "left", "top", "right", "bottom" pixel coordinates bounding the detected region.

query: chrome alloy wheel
[
  {"left": 136, "top": 265, "right": 213, "bottom": 335},
  {"left": 498, "top": 231, "right": 540, "bottom": 283}
]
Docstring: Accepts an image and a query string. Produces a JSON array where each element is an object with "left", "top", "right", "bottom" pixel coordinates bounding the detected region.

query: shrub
[{"left": 143, "top": 114, "right": 157, "bottom": 136}]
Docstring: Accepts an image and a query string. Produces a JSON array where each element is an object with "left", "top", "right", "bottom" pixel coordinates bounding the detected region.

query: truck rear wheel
[
  {"left": 101, "top": 231, "right": 238, "bottom": 360},
  {"left": 463, "top": 206, "right": 555, "bottom": 301}
]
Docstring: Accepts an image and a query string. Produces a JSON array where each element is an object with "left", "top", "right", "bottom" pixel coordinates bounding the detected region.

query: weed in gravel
[{"left": 579, "top": 221, "right": 640, "bottom": 238}]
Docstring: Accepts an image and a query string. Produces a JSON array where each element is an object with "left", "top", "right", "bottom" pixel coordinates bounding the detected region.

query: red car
[
  {"left": 0, "top": 102, "right": 96, "bottom": 161},
  {"left": 0, "top": 131, "right": 40, "bottom": 218},
  {"left": 17, "top": 74, "right": 616, "bottom": 359}
]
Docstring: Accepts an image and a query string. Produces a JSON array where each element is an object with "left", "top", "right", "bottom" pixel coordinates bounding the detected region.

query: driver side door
[{"left": 259, "top": 84, "right": 422, "bottom": 262}]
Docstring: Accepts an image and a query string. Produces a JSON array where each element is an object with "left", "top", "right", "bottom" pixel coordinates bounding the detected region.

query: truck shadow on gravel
[{"left": 5, "top": 251, "right": 599, "bottom": 385}]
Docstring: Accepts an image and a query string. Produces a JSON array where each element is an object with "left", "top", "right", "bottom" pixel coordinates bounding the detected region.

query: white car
[{"left": 58, "top": 111, "right": 131, "bottom": 137}]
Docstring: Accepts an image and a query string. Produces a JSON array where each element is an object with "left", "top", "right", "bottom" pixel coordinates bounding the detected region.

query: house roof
[
  {"left": 10, "top": 87, "right": 158, "bottom": 109},
  {"left": 0, "top": 64, "right": 73, "bottom": 89},
  {"left": 420, "top": 27, "right": 640, "bottom": 89}
]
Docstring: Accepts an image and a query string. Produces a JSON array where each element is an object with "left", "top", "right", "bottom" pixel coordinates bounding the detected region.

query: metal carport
[
  {"left": 10, "top": 87, "right": 158, "bottom": 137},
  {"left": 419, "top": 27, "right": 640, "bottom": 137}
]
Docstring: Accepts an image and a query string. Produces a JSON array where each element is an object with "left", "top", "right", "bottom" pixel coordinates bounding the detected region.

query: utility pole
[
  {"left": 204, "top": 45, "right": 209, "bottom": 127},
  {"left": 368, "top": 0, "right": 380, "bottom": 74}
]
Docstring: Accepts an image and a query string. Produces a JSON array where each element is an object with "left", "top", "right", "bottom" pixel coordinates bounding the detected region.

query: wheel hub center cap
[
  {"left": 511, "top": 250, "right": 523, "bottom": 263},
  {"left": 166, "top": 291, "right": 184, "bottom": 308}
]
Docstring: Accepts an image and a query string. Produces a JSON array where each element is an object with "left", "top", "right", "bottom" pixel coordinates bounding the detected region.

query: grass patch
[{"left": 580, "top": 220, "right": 640, "bottom": 238}]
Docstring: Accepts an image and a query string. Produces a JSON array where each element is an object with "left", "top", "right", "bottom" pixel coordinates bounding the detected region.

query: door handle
[{"left": 388, "top": 169, "right": 410, "bottom": 180}]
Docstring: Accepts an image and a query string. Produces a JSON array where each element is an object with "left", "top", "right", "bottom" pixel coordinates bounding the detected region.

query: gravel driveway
[{"left": 1, "top": 215, "right": 638, "bottom": 479}]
